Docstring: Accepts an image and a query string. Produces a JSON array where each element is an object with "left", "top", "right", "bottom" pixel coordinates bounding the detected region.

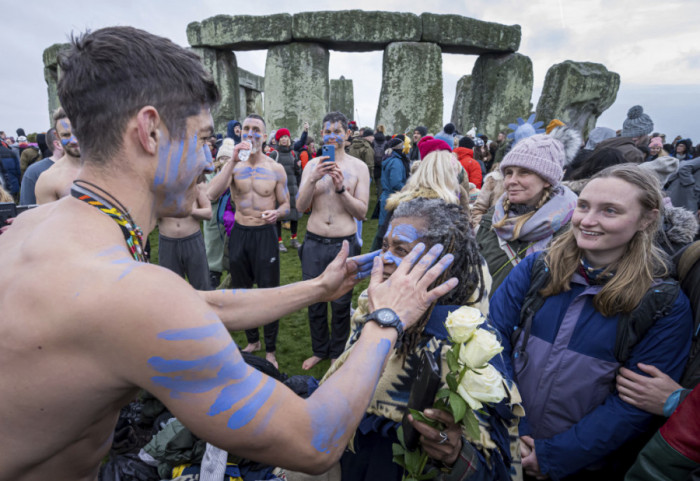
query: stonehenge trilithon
[
  {"left": 420, "top": 13, "right": 521, "bottom": 54},
  {"left": 375, "top": 42, "right": 443, "bottom": 135},
  {"left": 535, "top": 61, "right": 620, "bottom": 138},
  {"left": 329, "top": 76, "right": 354, "bottom": 120},
  {"left": 191, "top": 47, "right": 240, "bottom": 134},
  {"left": 187, "top": 14, "right": 292, "bottom": 50},
  {"left": 467, "top": 53, "right": 533, "bottom": 139},
  {"left": 264, "top": 42, "right": 329, "bottom": 136},
  {"left": 451, "top": 75, "right": 472, "bottom": 133},
  {"left": 238, "top": 68, "right": 265, "bottom": 118}
]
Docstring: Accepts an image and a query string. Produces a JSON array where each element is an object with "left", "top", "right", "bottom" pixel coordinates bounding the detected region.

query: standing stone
[
  {"left": 375, "top": 42, "right": 442, "bottom": 135},
  {"left": 42, "top": 43, "right": 69, "bottom": 125},
  {"left": 191, "top": 48, "right": 240, "bottom": 134},
  {"left": 535, "top": 61, "right": 620, "bottom": 138},
  {"left": 264, "top": 42, "right": 329, "bottom": 136},
  {"left": 468, "top": 53, "right": 533, "bottom": 139},
  {"left": 246, "top": 90, "right": 264, "bottom": 117},
  {"left": 451, "top": 75, "right": 472, "bottom": 133},
  {"left": 329, "top": 76, "right": 354, "bottom": 120}
]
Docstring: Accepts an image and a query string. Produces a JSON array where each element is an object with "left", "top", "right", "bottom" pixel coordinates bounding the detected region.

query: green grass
[{"left": 148, "top": 190, "right": 380, "bottom": 379}]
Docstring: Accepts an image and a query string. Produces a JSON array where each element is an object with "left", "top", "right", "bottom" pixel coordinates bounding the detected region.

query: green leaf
[
  {"left": 449, "top": 391, "right": 468, "bottom": 423},
  {"left": 392, "top": 455, "right": 406, "bottom": 469},
  {"left": 463, "top": 410, "right": 481, "bottom": 440},
  {"left": 436, "top": 388, "right": 452, "bottom": 400},
  {"left": 392, "top": 442, "right": 405, "bottom": 456},
  {"left": 446, "top": 349, "right": 459, "bottom": 373},
  {"left": 433, "top": 398, "right": 448, "bottom": 411},
  {"left": 408, "top": 408, "right": 430, "bottom": 424},
  {"left": 446, "top": 372, "right": 458, "bottom": 391},
  {"left": 405, "top": 447, "right": 422, "bottom": 473},
  {"left": 397, "top": 425, "right": 407, "bottom": 450}
]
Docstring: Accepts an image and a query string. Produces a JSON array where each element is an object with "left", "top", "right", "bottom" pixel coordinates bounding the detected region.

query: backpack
[
  {"left": 511, "top": 255, "right": 680, "bottom": 374},
  {"left": 676, "top": 241, "right": 700, "bottom": 388}
]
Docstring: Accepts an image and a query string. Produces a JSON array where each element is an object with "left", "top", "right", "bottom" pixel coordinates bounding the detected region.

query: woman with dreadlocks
[{"left": 320, "top": 197, "right": 523, "bottom": 481}]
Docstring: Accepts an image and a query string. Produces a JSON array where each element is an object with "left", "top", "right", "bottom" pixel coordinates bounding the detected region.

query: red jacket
[{"left": 454, "top": 147, "right": 483, "bottom": 188}]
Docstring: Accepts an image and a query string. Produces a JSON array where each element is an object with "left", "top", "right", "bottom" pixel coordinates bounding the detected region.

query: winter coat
[
  {"left": 594, "top": 136, "right": 645, "bottom": 164},
  {"left": 0, "top": 144, "right": 21, "bottom": 195},
  {"left": 348, "top": 137, "right": 374, "bottom": 171},
  {"left": 379, "top": 151, "right": 408, "bottom": 227},
  {"left": 665, "top": 157, "right": 700, "bottom": 213},
  {"left": 490, "top": 252, "right": 694, "bottom": 480},
  {"left": 454, "top": 147, "right": 483, "bottom": 188},
  {"left": 471, "top": 172, "right": 504, "bottom": 228},
  {"left": 20, "top": 146, "right": 40, "bottom": 176},
  {"left": 274, "top": 146, "right": 301, "bottom": 221}
]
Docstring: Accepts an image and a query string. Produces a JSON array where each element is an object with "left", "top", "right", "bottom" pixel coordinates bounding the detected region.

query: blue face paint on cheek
[{"left": 381, "top": 250, "right": 403, "bottom": 267}]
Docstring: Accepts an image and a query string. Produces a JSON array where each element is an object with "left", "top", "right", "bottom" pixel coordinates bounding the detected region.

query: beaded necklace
[{"left": 71, "top": 180, "right": 147, "bottom": 263}]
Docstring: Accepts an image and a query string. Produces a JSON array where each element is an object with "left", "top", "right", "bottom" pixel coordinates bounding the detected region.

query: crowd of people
[{"left": 1, "top": 25, "right": 699, "bottom": 481}]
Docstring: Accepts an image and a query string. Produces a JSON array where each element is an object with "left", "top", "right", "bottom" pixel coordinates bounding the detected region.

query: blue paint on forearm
[{"left": 158, "top": 322, "right": 227, "bottom": 341}]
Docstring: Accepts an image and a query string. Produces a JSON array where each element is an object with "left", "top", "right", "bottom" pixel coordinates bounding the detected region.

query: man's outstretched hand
[
  {"left": 317, "top": 242, "right": 380, "bottom": 302},
  {"left": 367, "top": 243, "right": 457, "bottom": 330}
]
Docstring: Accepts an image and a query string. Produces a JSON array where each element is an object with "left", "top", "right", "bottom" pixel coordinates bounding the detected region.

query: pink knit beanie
[{"left": 500, "top": 134, "right": 565, "bottom": 186}]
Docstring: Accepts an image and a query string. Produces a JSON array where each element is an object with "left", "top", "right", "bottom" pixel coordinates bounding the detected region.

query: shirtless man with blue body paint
[
  {"left": 0, "top": 27, "right": 457, "bottom": 481},
  {"left": 35, "top": 110, "right": 81, "bottom": 204},
  {"left": 297, "top": 111, "right": 371, "bottom": 370},
  {"left": 206, "top": 114, "right": 290, "bottom": 368}
]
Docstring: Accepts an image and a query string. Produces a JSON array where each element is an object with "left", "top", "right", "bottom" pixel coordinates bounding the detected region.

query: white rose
[
  {"left": 457, "top": 364, "right": 506, "bottom": 410},
  {"left": 445, "top": 306, "right": 483, "bottom": 343},
  {"left": 459, "top": 328, "right": 503, "bottom": 369}
]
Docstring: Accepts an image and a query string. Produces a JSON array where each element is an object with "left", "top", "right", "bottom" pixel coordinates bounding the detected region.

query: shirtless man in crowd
[
  {"left": 296, "top": 112, "right": 371, "bottom": 370},
  {"left": 0, "top": 27, "right": 457, "bottom": 480},
  {"left": 207, "top": 114, "right": 289, "bottom": 368},
  {"left": 158, "top": 176, "right": 213, "bottom": 290},
  {"left": 35, "top": 108, "right": 81, "bottom": 204}
]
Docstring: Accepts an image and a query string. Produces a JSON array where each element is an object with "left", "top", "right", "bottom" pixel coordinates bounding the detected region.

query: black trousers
[
  {"left": 300, "top": 231, "right": 361, "bottom": 359},
  {"left": 158, "top": 231, "right": 211, "bottom": 291},
  {"left": 228, "top": 222, "right": 280, "bottom": 352}
]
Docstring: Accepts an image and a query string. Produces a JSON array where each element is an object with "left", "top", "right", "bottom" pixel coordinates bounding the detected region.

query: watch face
[{"left": 378, "top": 309, "right": 395, "bottom": 323}]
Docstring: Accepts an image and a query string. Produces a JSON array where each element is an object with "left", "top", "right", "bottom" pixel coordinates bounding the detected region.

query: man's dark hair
[
  {"left": 322, "top": 111, "right": 348, "bottom": 131},
  {"left": 244, "top": 114, "right": 266, "bottom": 129},
  {"left": 46, "top": 128, "right": 58, "bottom": 153},
  {"left": 57, "top": 26, "right": 219, "bottom": 163},
  {"left": 52, "top": 107, "right": 67, "bottom": 130}
]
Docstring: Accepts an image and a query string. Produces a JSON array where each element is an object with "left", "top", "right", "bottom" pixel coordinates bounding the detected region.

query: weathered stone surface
[
  {"left": 451, "top": 75, "right": 472, "bottom": 133},
  {"left": 375, "top": 42, "right": 442, "bottom": 135},
  {"left": 292, "top": 11, "right": 421, "bottom": 52},
  {"left": 187, "top": 14, "right": 292, "bottom": 49},
  {"left": 246, "top": 90, "right": 264, "bottom": 117},
  {"left": 192, "top": 48, "right": 240, "bottom": 134},
  {"left": 44, "top": 67, "right": 60, "bottom": 125},
  {"left": 468, "top": 53, "right": 533, "bottom": 138},
  {"left": 329, "top": 76, "right": 354, "bottom": 120},
  {"left": 535, "top": 61, "right": 620, "bottom": 138},
  {"left": 238, "top": 67, "right": 264, "bottom": 92},
  {"left": 42, "top": 43, "right": 69, "bottom": 68},
  {"left": 421, "top": 14, "right": 521, "bottom": 55},
  {"left": 264, "top": 43, "right": 329, "bottom": 136}
]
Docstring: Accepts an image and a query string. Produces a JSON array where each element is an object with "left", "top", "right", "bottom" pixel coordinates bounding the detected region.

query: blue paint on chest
[{"left": 235, "top": 166, "right": 278, "bottom": 182}]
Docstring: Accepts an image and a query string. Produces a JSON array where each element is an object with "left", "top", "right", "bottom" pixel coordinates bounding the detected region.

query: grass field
[{"left": 148, "top": 191, "right": 381, "bottom": 380}]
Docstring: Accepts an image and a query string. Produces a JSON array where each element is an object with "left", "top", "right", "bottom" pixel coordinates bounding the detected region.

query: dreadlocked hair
[
  {"left": 492, "top": 187, "right": 553, "bottom": 239},
  {"left": 392, "top": 198, "right": 486, "bottom": 357}
]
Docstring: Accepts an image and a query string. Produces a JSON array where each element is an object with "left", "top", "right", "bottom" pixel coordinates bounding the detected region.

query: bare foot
[
  {"left": 302, "top": 355, "right": 325, "bottom": 370},
  {"left": 242, "top": 341, "right": 261, "bottom": 353},
  {"left": 265, "top": 352, "right": 279, "bottom": 370}
]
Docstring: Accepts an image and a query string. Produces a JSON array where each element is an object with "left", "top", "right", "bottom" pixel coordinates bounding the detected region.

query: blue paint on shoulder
[
  {"left": 158, "top": 322, "right": 227, "bottom": 341},
  {"left": 208, "top": 367, "right": 262, "bottom": 416},
  {"left": 226, "top": 377, "right": 276, "bottom": 430},
  {"left": 98, "top": 246, "right": 126, "bottom": 257},
  {"left": 148, "top": 343, "right": 237, "bottom": 373}
]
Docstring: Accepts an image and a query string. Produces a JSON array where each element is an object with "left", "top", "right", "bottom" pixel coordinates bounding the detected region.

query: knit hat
[
  {"left": 434, "top": 131, "right": 454, "bottom": 149},
  {"left": 388, "top": 137, "right": 404, "bottom": 149},
  {"left": 216, "top": 138, "right": 234, "bottom": 160},
  {"left": 622, "top": 106, "right": 654, "bottom": 138},
  {"left": 362, "top": 128, "right": 374, "bottom": 138},
  {"left": 649, "top": 137, "right": 663, "bottom": 148},
  {"left": 458, "top": 136, "right": 475, "bottom": 149},
  {"left": 17, "top": 135, "right": 27, "bottom": 143},
  {"left": 545, "top": 119, "right": 565, "bottom": 134},
  {"left": 639, "top": 156, "right": 679, "bottom": 186},
  {"left": 500, "top": 134, "right": 565, "bottom": 186},
  {"left": 418, "top": 136, "right": 452, "bottom": 159},
  {"left": 275, "top": 128, "right": 291, "bottom": 142},
  {"left": 443, "top": 123, "right": 456, "bottom": 135},
  {"left": 414, "top": 126, "right": 428, "bottom": 137},
  {"left": 474, "top": 138, "right": 485, "bottom": 147}
]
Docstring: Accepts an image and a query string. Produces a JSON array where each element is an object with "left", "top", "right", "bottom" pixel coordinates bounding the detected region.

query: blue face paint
[
  {"left": 380, "top": 250, "right": 403, "bottom": 267},
  {"left": 391, "top": 224, "right": 422, "bottom": 243},
  {"left": 61, "top": 135, "right": 78, "bottom": 146}
]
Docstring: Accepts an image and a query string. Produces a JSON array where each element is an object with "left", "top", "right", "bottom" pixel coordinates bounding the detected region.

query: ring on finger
[{"left": 437, "top": 431, "right": 449, "bottom": 445}]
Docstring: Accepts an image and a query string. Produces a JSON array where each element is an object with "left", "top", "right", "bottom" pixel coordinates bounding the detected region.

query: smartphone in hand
[
  {"left": 321, "top": 144, "right": 335, "bottom": 163},
  {"left": 402, "top": 351, "right": 442, "bottom": 451}
]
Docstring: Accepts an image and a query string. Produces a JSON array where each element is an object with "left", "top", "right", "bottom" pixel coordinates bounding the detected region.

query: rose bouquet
[{"left": 393, "top": 306, "right": 507, "bottom": 481}]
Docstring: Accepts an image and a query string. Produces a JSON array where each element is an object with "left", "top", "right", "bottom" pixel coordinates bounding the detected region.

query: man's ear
[{"left": 135, "top": 106, "right": 161, "bottom": 155}]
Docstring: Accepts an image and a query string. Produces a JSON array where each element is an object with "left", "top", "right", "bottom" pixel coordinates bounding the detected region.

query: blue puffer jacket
[
  {"left": 489, "top": 252, "right": 693, "bottom": 480},
  {"left": 0, "top": 145, "right": 21, "bottom": 195},
  {"left": 378, "top": 151, "right": 407, "bottom": 227}
]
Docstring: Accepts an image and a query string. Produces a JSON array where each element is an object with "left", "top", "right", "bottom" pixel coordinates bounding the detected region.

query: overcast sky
[{"left": 2, "top": 0, "right": 698, "bottom": 140}]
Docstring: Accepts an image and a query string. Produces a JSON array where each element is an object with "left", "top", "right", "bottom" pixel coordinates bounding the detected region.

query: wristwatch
[
  {"left": 365, "top": 308, "right": 404, "bottom": 348},
  {"left": 335, "top": 185, "right": 346, "bottom": 194}
]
